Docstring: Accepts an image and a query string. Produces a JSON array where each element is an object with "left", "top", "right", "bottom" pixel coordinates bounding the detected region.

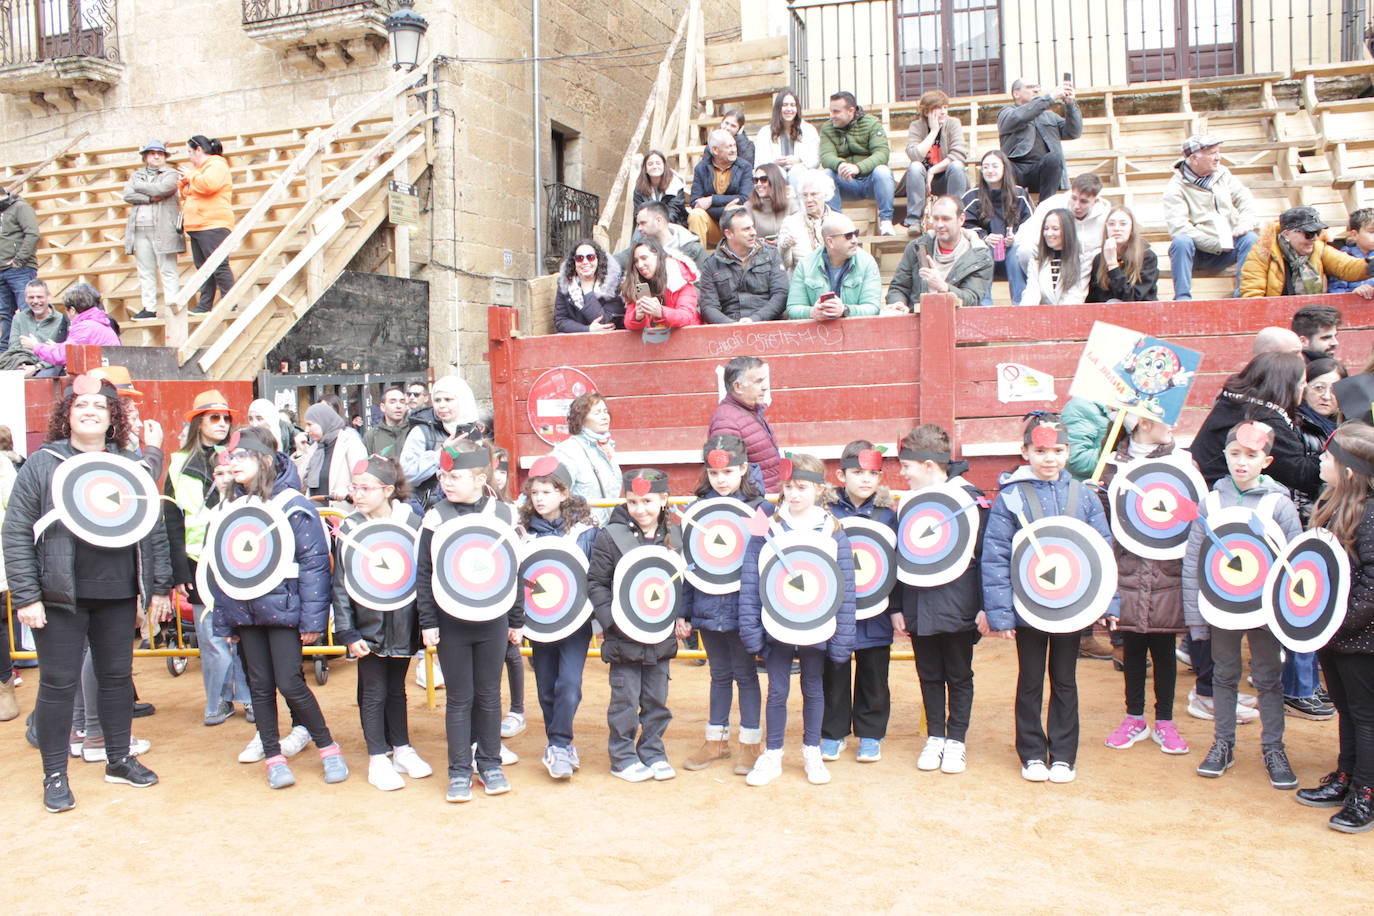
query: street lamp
[{"left": 385, "top": 0, "right": 428, "bottom": 71}]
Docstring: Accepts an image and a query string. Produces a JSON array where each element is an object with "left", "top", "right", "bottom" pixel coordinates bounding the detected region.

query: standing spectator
[
  {"left": 23, "top": 283, "right": 118, "bottom": 370},
  {"left": 744, "top": 163, "right": 797, "bottom": 244},
  {"left": 632, "top": 151, "right": 688, "bottom": 227},
  {"left": 1164, "top": 135, "right": 1259, "bottom": 300},
  {"left": 777, "top": 171, "right": 837, "bottom": 272},
  {"left": 551, "top": 392, "right": 621, "bottom": 524},
  {"left": 400, "top": 375, "right": 481, "bottom": 511},
  {"left": 786, "top": 214, "right": 884, "bottom": 319},
  {"left": 1241, "top": 206, "right": 1374, "bottom": 298},
  {"left": 621, "top": 238, "right": 700, "bottom": 331},
  {"left": 698, "top": 209, "right": 788, "bottom": 324},
  {"left": 615, "top": 202, "right": 705, "bottom": 272},
  {"left": 1087, "top": 206, "right": 1158, "bottom": 302},
  {"left": 820, "top": 91, "right": 896, "bottom": 236},
  {"left": 962, "top": 151, "right": 1034, "bottom": 304},
  {"left": 997, "top": 77, "right": 1082, "bottom": 202},
  {"left": 0, "top": 186, "right": 39, "bottom": 349},
  {"left": 246, "top": 398, "right": 294, "bottom": 454},
  {"left": 0, "top": 425, "right": 17, "bottom": 721},
  {"left": 406, "top": 382, "right": 429, "bottom": 412},
  {"left": 753, "top": 88, "right": 820, "bottom": 205},
  {"left": 688, "top": 130, "right": 754, "bottom": 249},
  {"left": 1, "top": 280, "right": 67, "bottom": 376},
  {"left": 122, "top": 140, "right": 184, "bottom": 321},
  {"left": 179, "top": 135, "right": 234, "bottom": 314},
  {"left": 1328, "top": 208, "right": 1374, "bottom": 296},
  {"left": 708, "top": 356, "right": 781, "bottom": 492},
  {"left": 303, "top": 402, "right": 367, "bottom": 513},
  {"left": 364, "top": 386, "right": 412, "bottom": 457},
  {"left": 1291, "top": 303, "right": 1341, "bottom": 360},
  {"left": 903, "top": 90, "right": 969, "bottom": 233},
  {"left": 1020, "top": 209, "right": 1090, "bottom": 306},
  {"left": 886, "top": 195, "right": 993, "bottom": 310},
  {"left": 714, "top": 109, "right": 755, "bottom": 167},
  {"left": 1008, "top": 173, "right": 1109, "bottom": 302},
  {"left": 555, "top": 239, "right": 625, "bottom": 333}
]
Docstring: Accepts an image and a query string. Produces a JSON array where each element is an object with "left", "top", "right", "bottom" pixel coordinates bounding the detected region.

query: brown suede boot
[
  {"left": 683, "top": 737, "right": 730, "bottom": 771},
  {"left": 734, "top": 742, "right": 761, "bottom": 776},
  {"left": 0, "top": 679, "right": 18, "bottom": 721}
]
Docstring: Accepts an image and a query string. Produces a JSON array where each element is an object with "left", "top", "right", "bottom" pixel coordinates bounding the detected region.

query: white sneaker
[
  {"left": 612, "top": 761, "right": 654, "bottom": 782},
  {"left": 280, "top": 725, "right": 311, "bottom": 758},
  {"left": 940, "top": 739, "right": 967, "bottom": 774},
  {"left": 745, "top": 748, "right": 783, "bottom": 787},
  {"left": 1021, "top": 759, "right": 1050, "bottom": 782},
  {"left": 391, "top": 745, "right": 433, "bottom": 778},
  {"left": 1048, "top": 761, "right": 1076, "bottom": 783},
  {"left": 368, "top": 754, "right": 405, "bottom": 791},
  {"left": 1238, "top": 692, "right": 1259, "bottom": 709},
  {"left": 917, "top": 736, "right": 945, "bottom": 771},
  {"left": 649, "top": 760, "right": 676, "bottom": 781},
  {"left": 1236, "top": 702, "right": 1259, "bottom": 724},
  {"left": 238, "top": 732, "right": 265, "bottom": 763},
  {"left": 1186, "top": 689, "right": 1214, "bottom": 721},
  {"left": 802, "top": 745, "right": 831, "bottom": 785},
  {"left": 501, "top": 711, "right": 526, "bottom": 739},
  {"left": 878, "top": 219, "right": 896, "bottom": 236},
  {"left": 81, "top": 735, "right": 150, "bottom": 763},
  {"left": 472, "top": 741, "right": 521, "bottom": 765}
]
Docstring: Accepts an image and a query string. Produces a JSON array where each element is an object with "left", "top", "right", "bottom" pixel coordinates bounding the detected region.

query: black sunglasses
[{"left": 827, "top": 230, "right": 859, "bottom": 240}]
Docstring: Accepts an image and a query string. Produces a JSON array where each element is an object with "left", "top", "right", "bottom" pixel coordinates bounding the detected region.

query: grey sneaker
[
  {"left": 477, "top": 767, "right": 511, "bottom": 795},
  {"left": 543, "top": 745, "right": 573, "bottom": 780},
  {"left": 265, "top": 757, "right": 296, "bottom": 789},
  {"left": 1263, "top": 746, "right": 1299, "bottom": 790},
  {"left": 43, "top": 772, "right": 75, "bottom": 813},
  {"left": 320, "top": 745, "right": 350, "bottom": 784},
  {"left": 446, "top": 775, "right": 472, "bottom": 803},
  {"left": 104, "top": 757, "right": 159, "bottom": 788}
]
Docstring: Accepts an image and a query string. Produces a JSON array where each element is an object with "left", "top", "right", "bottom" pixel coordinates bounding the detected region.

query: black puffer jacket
[
  {"left": 332, "top": 500, "right": 423, "bottom": 656},
  {"left": 588, "top": 504, "right": 681, "bottom": 665},
  {"left": 1333, "top": 502, "right": 1374, "bottom": 654},
  {"left": 2, "top": 439, "right": 173, "bottom": 609},
  {"left": 1190, "top": 390, "right": 1321, "bottom": 501}
]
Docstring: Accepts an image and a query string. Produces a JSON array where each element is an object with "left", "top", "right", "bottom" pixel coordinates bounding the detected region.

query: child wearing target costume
[
  {"left": 209, "top": 427, "right": 347, "bottom": 790},
  {"left": 517, "top": 456, "right": 599, "bottom": 780},
  {"left": 1184, "top": 421, "right": 1302, "bottom": 788},
  {"left": 331, "top": 455, "right": 432, "bottom": 792},
  {"left": 1300, "top": 417, "right": 1374, "bottom": 832},
  {"left": 739, "top": 453, "right": 857, "bottom": 787},
  {"left": 896, "top": 424, "right": 989, "bottom": 775},
  {"left": 821, "top": 440, "right": 896, "bottom": 764},
  {"left": 416, "top": 441, "right": 523, "bottom": 803},
  {"left": 679, "top": 435, "right": 771, "bottom": 776},
  {"left": 982, "top": 413, "right": 1118, "bottom": 784},
  {"left": 588, "top": 468, "right": 690, "bottom": 782}
]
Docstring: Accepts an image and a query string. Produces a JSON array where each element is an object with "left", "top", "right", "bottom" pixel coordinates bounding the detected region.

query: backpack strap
[
  {"left": 606, "top": 522, "right": 641, "bottom": 558},
  {"left": 1014, "top": 482, "right": 1044, "bottom": 522},
  {"left": 1063, "top": 478, "right": 1083, "bottom": 520}
]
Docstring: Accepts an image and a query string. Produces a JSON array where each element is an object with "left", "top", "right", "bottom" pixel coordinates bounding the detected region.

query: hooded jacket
[
  {"left": 332, "top": 500, "right": 423, "bottom": 656},
  {"left": 698, "top": 241, "right": 788, "bottom": 323},
  {"left": 623, "top": 254, "right": 700, "bottom": 329},
  {"left": 555, "top": 255, "right": 625, "bottom": 332},
  {"left": 1239, "top": 220, "right": 1374, "bottom": 297},
  {"left": 1012, "top": 192, "right": 1111, "bottom": 261},
  {"left": 0, "top": 194, "right": 39, "bottom": 268},
  {"left": 588, "top": 504, "right": 681, "bottom": 665},
  {"left": 1332, "top": 502, "right": 1374, "bottom": 655},
  {"left": 633, "top": 173, "right": 689, "bottom": 226},
  {"left": 1162, "top": 161, "right": 1256, "bottom": 254},
  {"left": 179, "top": 154, "right": 234, "bottom": 231},
  {"left": 1327, "top": 241, "right": 1374, "bottom": 294},
  {"left": 886, "top": 229, "right": 994, "bottom": 309},
  {"left": 818, "top": 112, "right": 890, "bottom": 177},
  {"left": 31, "top": 306, "right": 118, "bottom": 367},
  {"left": 830, "top": 489, "right": 896, "bottom": 649},
  {"left": 785, "top": 245, "right": 883, "bottom": 318}
]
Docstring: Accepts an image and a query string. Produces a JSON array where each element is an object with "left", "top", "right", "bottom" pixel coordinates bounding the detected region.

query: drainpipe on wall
[{"left": 532, "top": 0, "right": 544, "bottom": 272}]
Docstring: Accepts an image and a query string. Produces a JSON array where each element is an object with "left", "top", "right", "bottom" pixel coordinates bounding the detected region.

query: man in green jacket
[
  {"left": 819, "top": 92, "right": 896, "bottom": 236},
  {"left": 886, "top": 196, "right": 994, "bottom": 310},
  {"left": 0, "top": 188, "right": 39, "bottom": 351},
  {"left": 785, "top": 214, "right": 884, "bottom": 319}
]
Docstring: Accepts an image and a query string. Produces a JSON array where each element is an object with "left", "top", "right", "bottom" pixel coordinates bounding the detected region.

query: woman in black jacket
[
  {"left": 553, "top": 239, "right": 625, "bottom": 333},
  {"left": 631, "top": 150, "right": 689, "bottom": 227},
  {"left": 1087, "top": 206, "right": 1158, "bottom": 302},
  {"left": 1, "top": 375, "right": 173, "bottom": 813}
]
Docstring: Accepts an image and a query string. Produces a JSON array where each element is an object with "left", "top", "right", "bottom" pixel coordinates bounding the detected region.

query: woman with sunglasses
[
  {"left": 1241, "top": 205, "right": 1374, "bottom": 298},
  {"left": 554, "top": 238, "right": 624, "bottom": 333},
  {"left": 745, "top": 163, "right": 797, "bottom": 245}
]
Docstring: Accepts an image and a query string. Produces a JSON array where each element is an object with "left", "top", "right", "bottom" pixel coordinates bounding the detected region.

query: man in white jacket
[
  {"left": 1163, "top": 134, "right": 1258, "bottom": 300},
  {"left": 1006, "top": 173, "right": 1110, "bottom": 303}
]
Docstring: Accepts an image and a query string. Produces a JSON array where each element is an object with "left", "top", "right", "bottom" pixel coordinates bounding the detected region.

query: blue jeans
[
  {"left": 826, "top": 164, "right": 895, "bottom": 222},
  {"left": 764, "top": 642, "right": 826, "bottom": 750},
  {"left": 700, "top": 627, "right": 762, "bottom": 731},
  {"left": 0, "top": 265, "right": 36, "bottom": 349},
  {"left": 903, "top": 162, "right": 969, "bottom": 225},
  {"left": 194, "top": 602, "right": 250, "bottom": 717},
  {"left": 1282, "top": 650, "right": 1321, "bottom": 699},
  {"left": 999, "top": 242, "right": 1028, "bottom": 304},
  {"left": 1167, "top": 232, "right": 1257, "bottom": 300},
  {"left": 529, "top": 622, "right": 592, "bottom": 748}
]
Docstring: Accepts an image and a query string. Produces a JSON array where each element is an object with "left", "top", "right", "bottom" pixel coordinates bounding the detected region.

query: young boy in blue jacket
[
  {"left": 982, "top": 412, "right": 1118, "bottom": 784},
  {"left": 1327, "top": 208, "right": 1374, "bottom": 297}
]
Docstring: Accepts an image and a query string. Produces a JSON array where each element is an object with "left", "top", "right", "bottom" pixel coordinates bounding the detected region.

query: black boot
[
  {"left": 1297, "top": 769, "right": 1351, "bottom": 808},
  {"left": 1329, "top": 784, "right": 1374, "bottom": 834}
]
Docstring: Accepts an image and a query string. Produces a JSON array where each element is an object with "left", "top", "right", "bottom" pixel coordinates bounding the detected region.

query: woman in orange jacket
[
  {"left": 179, "top": 135, "right": 235, "bottom": 313},
  {"left": 1240, "top": 206, "right": 1374, "bottom": 298}
]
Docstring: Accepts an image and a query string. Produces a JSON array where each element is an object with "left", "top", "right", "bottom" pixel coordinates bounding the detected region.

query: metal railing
[
  {"left": 242, "top": 0, "right": 398, "bottom": 25},
  {"left": 0, "top": 0, "right": 120, "bottom": 66},
  {"left": 787, "top": 3, "right": 810, "bottom": 111},
  {"left": 544, "top": 182, "right": 600, "bottom": 273}
]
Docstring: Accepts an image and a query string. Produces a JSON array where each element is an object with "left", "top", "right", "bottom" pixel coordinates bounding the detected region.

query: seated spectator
[
  {"left": 778, "top": 170, "right": 837, "bottom": 271},
  {"left": 1327, "top": 208, "right": 1374, "bottom": 297},
  {"left": 698, "top": 209, "right": 788, "bottom": 324},
  {"left": 556, "top": 238, "right": 625, "bottom": 333},
  {"left": 0, "top": 279, "right": 67, "bottom": 376},
  {"left": 1008, "top": 173, "right": 1108, "bottom": 303},
  {"left": 615, "top": 201, "right": 705, "bottom": 272},
  {"left": 714, "top": 109, "right": 755, "bottom": 167},
  {"left": 1020, "top": 209, "right": 1090, "bottom": 305},
  {"left": 22, "top": 282, "right": 118, "bottom": 369},
  {"left": 962, "top": 150, "right": 1033, "bottom": 305},
  {"left": 621, "top": 238, "right": 700, "bottom": 330},
  {"left": 0, "top": 186, "right": 39, "bottom": 350},
  {"left": 997, "top": 77, "right": 1082, "bottom": 202},
  {"left": 1292, "top": 303, "right": 1341, "bottom": 360},
  {"left": 122, "top": 140, "right": 184, "bottom": 321},
  {"left": 180, "top": 135, "right": 235, "bottom": 314},
  {"left": 1087, "top": 206, "right": 1158, "bottom": 302},
  {"left": 903, "top": 90, "right": 969, "bottom": 233},
  {"left": 632, "top": 150, "right": 688, "bottom": 227},
  {"left": 820, "top": 91, "right": 896, "bottom": 236},
  {"left": 1164, "top": 135, "right": 1258, "bottom": 300},
  {"left": 689, "top": 129, "right": 754, "bottom": 248},
  {"left": 744, "top": 163, "right": 797, "bottom": 244},
  {"left": 1240, "top": 206, "right": 1374, "bottom": 298},
  {"left": 886, "top": 195, "right": 993, "bottom": 310},
  {"left": 785, "top": 214, "right": 883, "bottom": 319},
  {"left": 753, "top": 87, "right": 820, "bottom": 204}
]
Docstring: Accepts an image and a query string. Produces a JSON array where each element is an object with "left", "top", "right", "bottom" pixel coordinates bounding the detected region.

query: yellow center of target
[
  {"left": 368, "top": 547, "right": 407, "bottom": 587},
  {"left": 1287, "top": 569, "right": 1316, "bottom": 605},
  {"left": 703, "top": 525, "right": 739, "bottom": 558},
  {"left": 1219, "top": 549, "right": 1257, "bottom": 586},
  {"left": 531, "top": 572, "right": 566, "bottom": 610},
  {"left": 458, "top": 549, "right": 493, "bottom": 581},
  {"left": 853, "top": 549, "right": 875, "bottom": 586},
  {"left": 1140, "top": 487, "right": 1179, "bottom": 524}
]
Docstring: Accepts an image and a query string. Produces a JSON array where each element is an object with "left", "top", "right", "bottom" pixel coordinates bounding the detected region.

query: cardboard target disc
[
  {"left": 1109, "top": 456, "right": 1207, "bottom": 561},
  {"left": 195, "top": 554, "right": 218, "bottom": 611},
  {"left": 759, "top": 529, "right": 842, "bottom": 646},
  {"left": 50, "top": 451, "right": 161, "bottom": 548},
  {"left": 841, "top": 516, "right": 897, "bottom": 619},
  {"left": 680, "top": 497, "right": 753, "bottom": 595},
  {"left": 1011, "top": 517, "right": 1117, "bottom": 633},
  {"left": 611, "top": 545, "right": 684, "bottom": 644},
  {"left": 205, "top": 497, "right": 296, "bottom": 601},
  {"left": 896, "top": 483, "right": 977, "bottom": 587},
  {"left": 430, "top": 515, "right": 520, "bottom": 621},
  {"left": 1263, "top": 528, "right": 1350, "bottom": 652},
  {"left": 1198, "top": 506, "right": 1284, "bottom": 631},
  {"left": 519, "top": 539, "right": 592, "bottom": 643},
  {"left": 341, "top": 519, "right": 419, "bottom": 611}
]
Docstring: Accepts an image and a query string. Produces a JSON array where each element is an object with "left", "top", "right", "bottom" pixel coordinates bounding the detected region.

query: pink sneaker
[
  {"left": 1105, "top": 715, "right": 1149, "bottom": 749},
  {"left": 1152, "top": 720, "right": 1190, "bottom": 755}
]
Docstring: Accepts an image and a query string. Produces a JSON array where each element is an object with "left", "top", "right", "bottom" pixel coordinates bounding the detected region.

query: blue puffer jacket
[
  {"left": 738, "top": 508, "right": 856, "bottom": 662},
  {"left": 211, "top": 454, "right": 332, "bottom": 636},
  {"left": 679, "top": 492, "right": 774, "bottom": 632},
  {"left": 981, "top": 466, "right": 1118, "bottom": 632},
  {"left": 830, "top": 489, "right": 896, "bottom": 649}
]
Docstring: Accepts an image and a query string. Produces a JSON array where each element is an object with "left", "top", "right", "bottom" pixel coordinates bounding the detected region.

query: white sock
[{"left": 738, "top": 726, "right": 763, "bottom": 744}]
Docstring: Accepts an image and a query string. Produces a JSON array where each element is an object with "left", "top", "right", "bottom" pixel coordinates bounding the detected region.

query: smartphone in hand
[{"left": 635, "top": 282, "right": 650, "bottom": 300}]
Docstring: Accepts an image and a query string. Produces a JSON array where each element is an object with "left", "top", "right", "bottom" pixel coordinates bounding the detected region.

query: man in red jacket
[{"left": 708, "top": 356, "right": 781, "bottom": 491}]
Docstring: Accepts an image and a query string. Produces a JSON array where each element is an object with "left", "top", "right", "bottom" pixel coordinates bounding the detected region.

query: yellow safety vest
[{"left": 168, "top": 449, "right": 214, "bottom": 562}]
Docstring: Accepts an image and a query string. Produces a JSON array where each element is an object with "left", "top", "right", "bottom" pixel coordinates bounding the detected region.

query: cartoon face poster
[{"left": 1068, "top": 322, "right": 1202, "bottom": 425}]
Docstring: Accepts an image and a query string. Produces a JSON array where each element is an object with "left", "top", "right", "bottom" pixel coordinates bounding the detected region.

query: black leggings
[
  {"left": 436, "top": 615, "right": 507, "bottom": 777},
  {"left": 1321, "top": 649, "right": 1374, "bottom": 786},
  {"left": 505, "top": 640, "right": 525, "bottom": 715},
  {"left": 356, "top": 653, "right": 411, "bottom": 756},
  {"left": 1122, "top": 631, "right": 1178, "bottom": 720},
  {"left": 236, "top": 626, "right": 331, "bottom": 759},
  {"left": 0, "top": 592, "right": 13, "bottom": 684},
  {"left": 32, "top": 598, "right": 136, "bottom": 774},
  {"left": 187, "top": 227, "right": 234, "bottom": 309}
]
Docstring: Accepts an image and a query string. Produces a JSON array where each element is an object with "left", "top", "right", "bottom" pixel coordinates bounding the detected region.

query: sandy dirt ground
[{"left": 3, "top": 638, "right": 1369, "bottom": 914}]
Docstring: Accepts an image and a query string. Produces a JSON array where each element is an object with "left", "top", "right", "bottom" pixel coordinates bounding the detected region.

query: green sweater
[{"left": 819, "top": 113, "right": 890, "bottom": 177}]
